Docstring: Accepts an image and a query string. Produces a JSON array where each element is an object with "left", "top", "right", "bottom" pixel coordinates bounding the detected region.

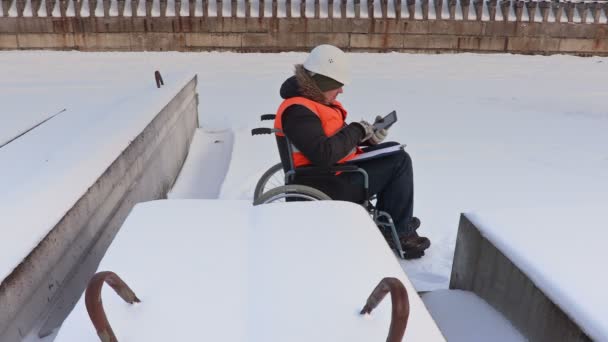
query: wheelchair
[{"left": 251, "top": 114, "right": 411, "bottom": 260}]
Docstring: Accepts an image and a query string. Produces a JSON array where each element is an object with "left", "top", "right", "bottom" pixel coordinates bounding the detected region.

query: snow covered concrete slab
[
  {"left": 463, "top": 208, "right": 608, "bottom": 341},
  {"left": 56, "top": 199, "right": 445, "bottom": 341}
]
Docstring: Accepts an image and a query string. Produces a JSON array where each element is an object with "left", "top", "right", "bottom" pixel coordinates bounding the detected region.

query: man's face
[{"left": 323, "top": 87, "right": 343, "bottom": 103}]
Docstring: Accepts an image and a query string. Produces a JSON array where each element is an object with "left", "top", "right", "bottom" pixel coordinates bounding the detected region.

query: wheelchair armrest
[
  {"left": 251, "top": 128, "right": 274, "bottom": 136},
  {"left": 260, "top": 114, "right": 276, "bottom": 121}
]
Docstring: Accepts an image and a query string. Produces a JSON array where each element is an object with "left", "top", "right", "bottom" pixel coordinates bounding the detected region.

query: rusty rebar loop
[
  {"left": 85, "top": 271, "right": 141, "bottom": 342},
  {"left": 360, "top": 277, "right": 410, "bottom": 342}
]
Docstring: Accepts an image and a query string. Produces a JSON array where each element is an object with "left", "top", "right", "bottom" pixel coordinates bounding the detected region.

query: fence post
[
  {"left": 448, "top": 0, "right": 456, "bottom": 19},
  {"left": 407, "top": 0, "right": 415, "bottom": 19},
  {"left": 173, "top": 0, "right": 180, "bottom": 16},
  {"left": 328, "top": 0, "right": 333, "bottom": 17},
  {"left": 539, "top": 0, "right": 549, "bottom": 22},
  {"left": 31, "top": 0, "right": 43, "bottom": 16},
  {"left": 145, "top": 0, "right": 152, "bottom": 17},
  {"left": 461, "top": 0, "right": 470, "bottom": 20},
  {"left": 514, "top": 0, "right": 523, "bottom": 21},
  {"left": 565, "top": 1, "right": 575, "bottom": 23},
  {"left": 367, "top": 0, "right": 373, "bottom": 18},
  {"left": 315, "top": 0, "right": 319, "bottom": 18},
  {"left": 499, "top": 0, "right": 510, "bottom": 21},
  {"left": 421, "top": 0, "right": 428, "bottom": 19},
  {"left": 526, "top": 1, "right": 536, "bottom": 22},
  {"left": 340, "top": 0, "right": 346, "bottom": 18},
  {"left": 576, "top": 2, "right": 587, "bottom": 23},
  {"left": 160, "top": 0, "right": 168, "bottom": 16},
  {"left": 473, "top": 0, "right": 483, "bottom": 20},
  {"left": 434, "top": 0, "right": 442, "bottom": 19},
  {"left": 551, "top": 0, "right": 562, "bottom": 22},
  {"left": 487, "top": 0, "right": 496, "bottom": 20},
  {"left": 46, "top": 0, "right": 55, "bottom": 16},
  {"left": 16, "top": 0, "right": 25, "bottom": 16}
]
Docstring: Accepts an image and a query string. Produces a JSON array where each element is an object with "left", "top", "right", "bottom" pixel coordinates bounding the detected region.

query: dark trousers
[{"left": 340, "top": 148, "right": 414, "bottom": 235}]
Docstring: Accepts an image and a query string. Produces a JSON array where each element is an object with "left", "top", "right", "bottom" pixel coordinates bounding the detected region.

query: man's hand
[
  {"left": 368, "top": 115, "right": 388, "bottom": 145},
  {"left": 354, "top": 120, "right": 374, "bottom": 142}
]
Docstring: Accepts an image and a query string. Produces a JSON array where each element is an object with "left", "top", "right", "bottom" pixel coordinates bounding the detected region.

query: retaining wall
[
  {"left": 0, "top": 76, "right": 199, "bottom": 340},
  {"left": 450, "top": 214, "right": 591, "bottom": 341},
  {"left": 0, "top": 0, "right": 607, "bottom": 54}
]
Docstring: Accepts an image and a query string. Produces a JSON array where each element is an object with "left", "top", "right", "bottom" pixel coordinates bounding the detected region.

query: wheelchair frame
[{"left": 252, "top": 114, "right": 409, "bottom": 260}]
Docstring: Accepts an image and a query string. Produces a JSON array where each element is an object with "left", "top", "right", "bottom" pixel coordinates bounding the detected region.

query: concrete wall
[
  {"left": 450, "top": 214, "right": 591, "bottom": 342},
  {"left": 0, "top": 0, "right": 607, "bottom": 55},
  {"left": 0, "top": 76, "right": 199, "bottom": 341}
]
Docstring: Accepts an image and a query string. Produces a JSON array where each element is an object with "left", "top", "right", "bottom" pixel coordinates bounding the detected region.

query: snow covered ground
[
  {"left": 55, "top": 200, "right": 446, "bottom": 341},
  {"left": 1, "top": 50, "right": 608, "bottom": 339}
]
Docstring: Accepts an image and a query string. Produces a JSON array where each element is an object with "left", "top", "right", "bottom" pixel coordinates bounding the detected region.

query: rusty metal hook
[
  {"left": 360, "top": 277, "right": 410, "bottom": 342},
  {"left": 155, "top": 70, "right": 164, "bottom": 88},
  {"left": 85, "top": 271, "right": 141, "bottom": 342}
]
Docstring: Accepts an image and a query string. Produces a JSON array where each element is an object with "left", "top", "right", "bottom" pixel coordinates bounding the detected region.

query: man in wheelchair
[{"left": 273, "top": 44, "right": 431, "bottom": 259}]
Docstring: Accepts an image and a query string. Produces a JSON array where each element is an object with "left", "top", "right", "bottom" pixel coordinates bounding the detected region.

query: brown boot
[{"left": 400, "top": 232, "right": 431, "bottom": 252}]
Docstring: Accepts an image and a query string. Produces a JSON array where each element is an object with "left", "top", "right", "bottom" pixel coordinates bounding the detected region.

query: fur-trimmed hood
[{"left": 279, "top": 64, "right": 329, "bottom": 104}]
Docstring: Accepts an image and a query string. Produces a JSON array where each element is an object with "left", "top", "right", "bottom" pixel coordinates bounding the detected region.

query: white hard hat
[{"left": 303, "top": 44, "right": 351, "bottom": 85}]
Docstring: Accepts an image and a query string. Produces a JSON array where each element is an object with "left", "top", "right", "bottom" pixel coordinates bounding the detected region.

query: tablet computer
[{"left": 373, "top": 110, "right": 397, "bottom": 130}]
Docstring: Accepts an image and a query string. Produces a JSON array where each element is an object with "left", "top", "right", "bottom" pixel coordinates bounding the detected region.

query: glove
[
  {"left": 354, "top": 120, "right": 374, "bottom": 142},
  {"left": 368, "top": 115, "right": 388, "bottom": 145},
  {"left": 369, "top": 128, "right": 387, "bottom": 145}
]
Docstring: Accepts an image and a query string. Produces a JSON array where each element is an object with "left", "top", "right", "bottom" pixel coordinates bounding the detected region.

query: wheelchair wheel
[
  {"left": 253, "top": 185, "right": 331, "bottom": 205},
  {"left": 254, "top": 163, "right": 285, "bottom": 201}
]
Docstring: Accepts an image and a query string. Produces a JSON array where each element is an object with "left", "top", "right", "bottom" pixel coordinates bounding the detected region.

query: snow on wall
[{"left": 0, "top": 71, "right": 194, "bottom": 283}]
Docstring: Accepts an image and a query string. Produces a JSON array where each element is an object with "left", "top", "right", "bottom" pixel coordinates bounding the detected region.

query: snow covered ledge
[
  {"left": 0, "top": 75, "right": 199, "bottom": 340},
  {"left": 450, "top": 213, "right": 592, "bottom": 342}
]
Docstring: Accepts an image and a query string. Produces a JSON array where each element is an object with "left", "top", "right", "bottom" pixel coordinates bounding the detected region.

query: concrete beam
[
  {"left": 0, "top": 76, "right": 199, "bottom": 341},
  {"left": 450, "top": 214, "right": 592, "bottom": 342}
]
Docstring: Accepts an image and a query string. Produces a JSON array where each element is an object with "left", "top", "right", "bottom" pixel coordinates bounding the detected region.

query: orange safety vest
[{"left": 275, "top": 97, "right": 360, "bottom": 168}]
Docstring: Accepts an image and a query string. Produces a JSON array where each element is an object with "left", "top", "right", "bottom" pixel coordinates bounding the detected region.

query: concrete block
[
  {"left": 559, "top": 38, "right": 605, "bottom": 53},
  {"left": 350, "top": 18, "right": 372, "bottom": 33},
  {"left": 94, "top": 17, "right": 134, "bottom": 33},
  {"left": 449, "top": 214, "right": 592, "bottom": 342},
  {"left": 351, "top": 32, "right": 403, "bottom": 49},
  {"left": 479, "top": 36, "right": 507, "bottom": 51},
  {"left": 278, "top": 18, "right": 331, "bottom": 33},
  {"left": 0, "top": 18, "right": 18, "bottom": 33},
  {"left": 508, "top": 36, "right": 560, "bottom": 52},
  {"left": 147, "top": 17, "right": 178, "bottom": 32},
  {"left": 560, "top": 24, "right": 606, "bottom": 39},
  {"left": 306, "top": 32, "right": 349, "bottom": 48},
  {"left": 330, "top": 18, "right": 354, "bottom": 33},
  {"left": 0, "top": 34, "right": 18, "bottom": 48},
  {"left": 246, "top": 18, "right": 271, "bottom": 33},
  {"left": 242, "top": 32, "right": 277, "bottom": 48},
  {"left": 130, "top": 18, "right": 150, "bottom": 33},
  {"left": 131, "top": 32, "right": 185, "bottom": 50},
  {"left": 15, "top": 17, "right": 53, "bottom": 33},
  {"left": 369, "top": 19, "right": 401, "bottom": 34},
  {"left": 482, "top": 21, "right": 517, "bottom": 36},
  {"left": 184, "top": 32, "right": 241, "bottom": 48},
  {"left": 403, "top": 20, "right": 429, "bottom": 34},
  {"left": 427, "top": 20, "right": 483, "bottom": 36},
  {"left": 16, "top": 33, "right": 75, "bottom": 48},
  {"left": 219, "top": 17, "right": 250, "bottom": 33},
  {"left": 83, "top": 32, "right": 132, "bottom": 50}
]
